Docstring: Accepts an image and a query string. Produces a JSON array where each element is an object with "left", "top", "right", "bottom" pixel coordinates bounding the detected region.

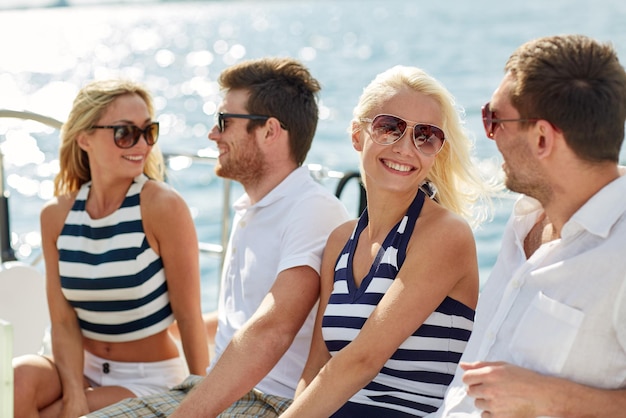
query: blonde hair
[
  {"left": 352, "top": 65, "right": 494, "bottom": 227},
  {"left": 54, "top": 79, "right": 165, "bottom": 196}
]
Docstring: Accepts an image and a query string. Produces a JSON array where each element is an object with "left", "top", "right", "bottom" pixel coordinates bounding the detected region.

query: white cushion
[{"left": 0, "top": 262, "right": 49, "bottom": 357}]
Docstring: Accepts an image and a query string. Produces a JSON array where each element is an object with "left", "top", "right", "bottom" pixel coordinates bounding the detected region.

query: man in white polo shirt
[{"left": 87, "top": 57, "right": 350, "bottom": 417}]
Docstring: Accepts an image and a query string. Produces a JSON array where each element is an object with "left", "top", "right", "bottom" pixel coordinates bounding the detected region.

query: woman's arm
[
  {"left": 281, "top": 206, "right": 479, "bottom": 417},
  {"left": 143, "top": 181, "right": 209, "bottom": 375},
  {"left": 40, "top": 197, "right": 91, "bottom": 417}
]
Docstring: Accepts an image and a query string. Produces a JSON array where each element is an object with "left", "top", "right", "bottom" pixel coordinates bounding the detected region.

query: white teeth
[
  {"left": 124, "top": 155, "right": 143, "bottom": 161},
  {"left": 384, "top": 160, "right": 411, "bottom": 172}
]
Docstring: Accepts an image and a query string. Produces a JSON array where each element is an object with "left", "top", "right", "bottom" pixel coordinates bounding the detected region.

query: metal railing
[
  {"left": 0, "top": 156, "right": 15, "bottom": 262},
  {"left": 0, "top": 109, "right": 365, "bottom": 269},
  {"left": 0, "top": 109, "right": 234, "bottom": 270}
]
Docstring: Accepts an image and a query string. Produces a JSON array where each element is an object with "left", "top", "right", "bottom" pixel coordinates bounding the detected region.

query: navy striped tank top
[
  {"left": 58, "top": 174, "right": 174, "bottom": 342},
  {"left": 322, "top": 190, "right": 475, "bottom": 417}
]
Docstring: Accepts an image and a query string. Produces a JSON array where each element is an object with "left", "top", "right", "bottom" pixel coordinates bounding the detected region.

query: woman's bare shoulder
[
  {"left": 329, "top": 219, "right": 358, "bottom": 243},
  {"left": 40, "top": 193, "right": 76, "bottom": 220},
  {"left": 418, "top": 199, "right": 474, "bottom": 244},
  {"left": 40, "top": 192, "right": 78, "bottom": 238},
  {"left": 323, "top": 219, "right": 357, "bottom": 256},
  {"left": 405, "top": 200, "right": 477, "bottom": 278},
  {"left": 142, "top": 179, "right": 190, "bottom": 210}
]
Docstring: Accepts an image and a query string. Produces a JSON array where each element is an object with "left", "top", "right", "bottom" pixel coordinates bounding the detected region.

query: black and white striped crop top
[{"left": 58, "top": 174, "right": 173, "bottom": 343}]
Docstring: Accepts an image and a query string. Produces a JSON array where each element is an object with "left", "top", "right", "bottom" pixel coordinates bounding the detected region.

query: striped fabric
[
  {"left": 322, "top": 190, "right": 475, "bottom": 417},
  {"left": 58, "top": 174, "right": 173, "bottom": 342}
]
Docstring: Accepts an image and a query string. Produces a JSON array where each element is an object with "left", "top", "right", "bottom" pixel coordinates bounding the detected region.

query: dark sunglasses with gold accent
[
  {"left": 216, "top": 112, "right": 287, "bottom": 132},
  {"left": 481, "top": 102, "right": 539, "bottom": 139},
  {"left": 91, "top": 122, "right": 159, "bottom": 149}
]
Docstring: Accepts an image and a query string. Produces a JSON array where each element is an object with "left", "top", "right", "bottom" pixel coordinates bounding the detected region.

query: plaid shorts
[
  {"left": 85, "top": 375, "right": 293, "bottom": 417},
  {"left": 219, "top": 388, "right": 292, "bottom": 417}
]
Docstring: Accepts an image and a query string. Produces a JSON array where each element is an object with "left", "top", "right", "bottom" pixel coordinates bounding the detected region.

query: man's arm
[
  {"left": 462, "top": 361, "right": 626, "bottom": 417},
  {"left": 170, "top": 265, "right": 320, "bottom": 418}
]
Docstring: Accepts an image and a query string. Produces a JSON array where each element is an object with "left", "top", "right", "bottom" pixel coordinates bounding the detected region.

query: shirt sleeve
[{"left": 277, "top": 193, "right": 350, "bottom": 276}]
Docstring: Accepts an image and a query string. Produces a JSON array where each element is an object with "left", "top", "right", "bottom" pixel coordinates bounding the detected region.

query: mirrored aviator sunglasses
[
  {"left": 362, "top": 114, "right": 446, "bottom": 156},
  {"left": 91, "top": 122, "right": 160, "bottom": 149}
]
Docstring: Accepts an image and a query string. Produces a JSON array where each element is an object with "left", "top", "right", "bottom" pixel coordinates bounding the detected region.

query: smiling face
[
  {"left": 354, "top": 88, "right": 442, "bottom": 195},
  {"left": 78, "top": 93, "right": 154, "bottom": 181},
  {"left": 489, "top": 73, "right": 549, "bottom": 198},
  {"left": 208, "top": 89, "right": 266, "bottom": 186}
]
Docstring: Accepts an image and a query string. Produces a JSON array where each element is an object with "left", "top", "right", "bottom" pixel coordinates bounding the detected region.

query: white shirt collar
[
  {"left": 564, "top": 174, "right": 626, "bottom": 239},
  {"left": 511, "top": 174, "right": 626, "bottom": 240},
  {"left": 234, "top": 165, "right": 310, "bottom": 211}
]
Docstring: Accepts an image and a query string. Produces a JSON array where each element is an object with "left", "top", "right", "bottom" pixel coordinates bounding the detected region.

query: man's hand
[{"left": 461, "top": 361, "right": 549, "bottom": 418}]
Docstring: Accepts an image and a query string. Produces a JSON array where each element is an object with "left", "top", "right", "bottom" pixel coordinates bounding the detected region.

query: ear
[
  {"left": 76, "top": 131, "right": 91, "bottom": 152},
  {"left": 351, "top": 121, "right": 364, "bottom": 152},
  {"left": 534, "top": 120, "right": 557, "bottom": 160},
  {"left": 262, "top": 117, "right": 284, "bottom": 144}
]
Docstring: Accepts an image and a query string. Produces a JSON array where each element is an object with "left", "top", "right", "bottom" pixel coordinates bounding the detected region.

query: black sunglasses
[
  {"left": 91, "top": 122, "right": 159, "bottom": 149},
  {"left": 360, "top": 114, "right": 446, "bottom": 156},
  {"left": 216, "top": 112, "right": 287, "bottom": 132},
  {"left": 481, "top": 102, "right": 538, "bottom": 139}
]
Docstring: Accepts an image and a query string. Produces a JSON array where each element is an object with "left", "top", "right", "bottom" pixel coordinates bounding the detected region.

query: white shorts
[{"left": 83, "top": 350, "right": 188, "bottom": 397}]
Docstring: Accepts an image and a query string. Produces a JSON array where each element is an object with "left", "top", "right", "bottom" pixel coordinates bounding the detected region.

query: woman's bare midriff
[{"left": 83, "top": 329, "right": 180, "bottom": 362}]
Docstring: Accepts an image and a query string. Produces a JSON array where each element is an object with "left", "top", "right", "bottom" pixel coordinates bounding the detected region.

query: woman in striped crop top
[
  {"left": 13, "top": 79, "right": 209, "bottom": 417},
  {"left": 280, "top": 66, "right": 494, "bottom": 417}
]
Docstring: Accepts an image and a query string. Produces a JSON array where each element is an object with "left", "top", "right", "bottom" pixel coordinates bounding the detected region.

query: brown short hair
[
  {"left": 218, "top": 57, "right": 321, "bottom": 166},
  {"left": 505, "top": 34, "right": 626, "bottom": 163}
]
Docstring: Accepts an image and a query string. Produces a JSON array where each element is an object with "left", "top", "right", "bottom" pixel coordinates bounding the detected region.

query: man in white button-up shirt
[{"left": 433, "top": 34, "right": 626, "bottom": 417}]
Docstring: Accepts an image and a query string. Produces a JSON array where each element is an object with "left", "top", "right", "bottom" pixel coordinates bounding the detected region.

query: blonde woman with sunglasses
[
  {"left": 280, "top": 66, "right": 492, "bottom": 417},
  {"left": 13, "top": 79, "right": 209, "bottom": 417}
]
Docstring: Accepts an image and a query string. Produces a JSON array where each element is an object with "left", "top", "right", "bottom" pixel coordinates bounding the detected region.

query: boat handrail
[
  {"left": 0, "top": 109, "right": 63, "bottom": 130},
  {"left": 0, "top": 109, "right": 235, "bottom": 269},
  {"left": 0, "top": 161, "right": 15, "bottom": 262},
  {"left": 0, "top": 109, "right": 364, "bottom": 269}
]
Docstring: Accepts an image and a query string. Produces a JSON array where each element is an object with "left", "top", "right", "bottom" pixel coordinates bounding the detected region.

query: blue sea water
[{"left": 1, "top": 0, "right": 625, "bottom": 311}]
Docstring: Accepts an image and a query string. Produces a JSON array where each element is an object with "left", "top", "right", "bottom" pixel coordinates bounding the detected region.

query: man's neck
[
  {"left": 523, "top": 213, "right": 558, "bottom": 259},
  {"left": 523, "top": 163, "right": 620, "bottom": 259}
]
